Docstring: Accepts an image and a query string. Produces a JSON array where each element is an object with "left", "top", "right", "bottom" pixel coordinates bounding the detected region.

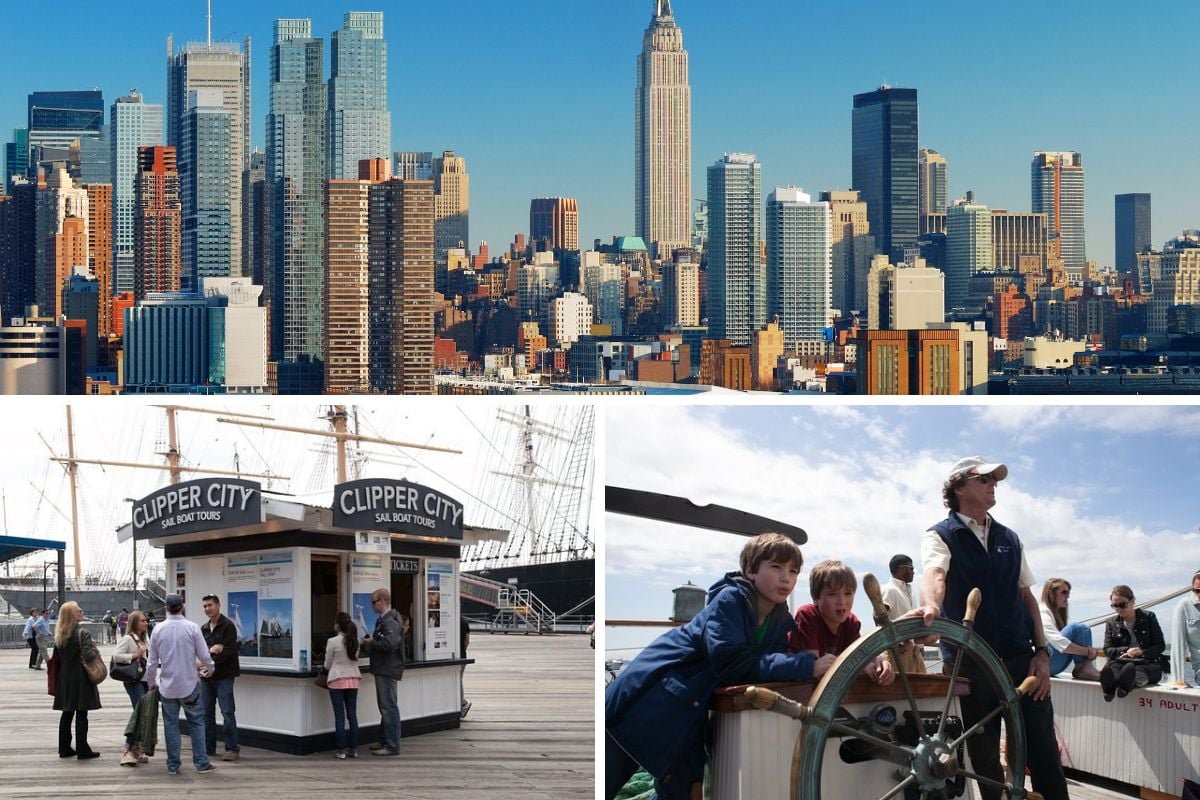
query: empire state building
[{"left": 635, "top": 0, "right": 691, "bottom": 260}]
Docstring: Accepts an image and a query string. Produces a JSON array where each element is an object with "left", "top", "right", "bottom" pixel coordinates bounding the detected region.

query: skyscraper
[
  {"left": 394, "top": 151, "right": 433, "bottom": 180},
  {"left": 327, "top": 12, "right": 390, "bottom": 180},
  {"left": 918, "top": 148, "right": 947, "bottom": 230},
  {"left": 4, "top": 129, "right": 28, "bottom": 193},
  {"left": 133, "top": 146, "right": 181, "bottom": 299},
  {"left": 83, "top": 183, "right": 112, "bottom": 336},
  {"left": 635, "top": 0, "right": 691, "bottom": 259},
  {"left": 167, "top": 33, "right": 251, "bottom": 277},
  {"left": 267, "top": 18, "right": 326, "bottom": 373},
  {"left": 1114, "top": 193, "right": 1151, "bottom": 272},
  {"left": 324, "top": 160, "right": 379, "bottom": 394},
  {"left": 945, "top": 201, "right": 992, "bottom": 312},
  {"left": 432, "top": 150, "right": 468, "bottom": 272},
  {"left": 990, "top": 210, "right": 1047, "bottom": 271},
  {"left": 111, "top": 91, "right": 164, "bottom": 295},
  {"left": 529, "top": 197, "right": 579, "bottom": 251},
  {"left": 766, "top": 187, "right": 831, "bottom": 348},
  {"left": 180, "top": 90, "right": 232, "bottom": 291},
  {"left": 27, "top": 91, "right": 104, "bottom": 163},
  {"left": 34, "top": 165, "right": 89, "bottom": 317},
  {"left": 821, "top": 189, "right": 874, "bottom": 315},
  {"left": 368, "top": 176, "right": 435, "bottom": 394},
  {"left": 1031, "top": 151, "right": 1085, "bottom": 269},
  {"left": 852, "top": 86, "right": 919, "bottom": 261},
  {"left": 706, "top": 153, "right": 762, "bottom": 346}
]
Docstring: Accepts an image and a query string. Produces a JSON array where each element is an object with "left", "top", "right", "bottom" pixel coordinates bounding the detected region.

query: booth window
[
  {"left": 311, "top": 555, "right": 340, "bottom": 667},
  {"left": 390, "top": 563, "right": 419, "bottom": 662}
]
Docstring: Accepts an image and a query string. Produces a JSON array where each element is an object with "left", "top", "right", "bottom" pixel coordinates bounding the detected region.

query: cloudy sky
[{"left": 604, "top": 404, "right": 1200, "bottom": 657}]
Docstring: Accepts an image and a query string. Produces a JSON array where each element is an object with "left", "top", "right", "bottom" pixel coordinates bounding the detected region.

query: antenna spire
[{"left": 207, "top": 0, "right": 212, "bottom": 47}]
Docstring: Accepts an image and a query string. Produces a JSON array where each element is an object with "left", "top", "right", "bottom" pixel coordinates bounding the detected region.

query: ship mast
[
  {"left": 65, "top": 407, "right": 82, "bottom": 580},
  {"left": 217, "top": 405, "right": 462, "bottom": 481}
]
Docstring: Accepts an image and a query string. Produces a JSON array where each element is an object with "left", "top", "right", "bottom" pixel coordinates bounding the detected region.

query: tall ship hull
[
  {"left": 0, "top": 584, "right": 164, "bottom": 619},
  {"left": 463, "top": 558, "right": 594, "bottom": 617}
]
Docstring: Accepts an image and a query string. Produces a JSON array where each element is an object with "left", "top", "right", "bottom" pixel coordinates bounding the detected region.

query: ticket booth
[{"left": 124, "top": 476, "right": 506, "bottom": 754}]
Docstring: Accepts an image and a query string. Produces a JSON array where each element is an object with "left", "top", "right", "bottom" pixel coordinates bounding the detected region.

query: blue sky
[
  {"left": 2, "top": 1, "right": 1197, "bottom": 265},
  {"left": 605, "top": 404, "right": 1200, "bottom": 661}
]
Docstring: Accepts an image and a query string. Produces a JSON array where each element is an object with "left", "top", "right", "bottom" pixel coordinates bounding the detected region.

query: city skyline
[{"left": 2, "top": 1, "right": 1195, "bottom": 265}]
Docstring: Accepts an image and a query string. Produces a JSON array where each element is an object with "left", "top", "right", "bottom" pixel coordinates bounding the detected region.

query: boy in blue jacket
[{"left": 605, "top": 533, "right": 832, "bottom": 800}]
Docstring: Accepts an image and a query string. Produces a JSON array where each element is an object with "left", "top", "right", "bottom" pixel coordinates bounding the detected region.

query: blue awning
[{"left": 0, "top": 535, "right": 66, "bottom": 565}]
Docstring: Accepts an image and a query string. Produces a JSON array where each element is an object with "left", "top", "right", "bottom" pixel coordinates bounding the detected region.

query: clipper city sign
[
  {"left": 132, "top": 478, "right": 263, "bottom": 539},
  {"left": 333, "top": 479, "right": 464, "bottom": 541}
]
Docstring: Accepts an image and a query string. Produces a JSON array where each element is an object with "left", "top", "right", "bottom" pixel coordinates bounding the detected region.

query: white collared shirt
[{"left": 921, "top": 512, "right": 1036, "bottom": 589}]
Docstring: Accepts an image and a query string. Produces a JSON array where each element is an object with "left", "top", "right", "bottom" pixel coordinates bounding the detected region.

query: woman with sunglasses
[
  {"left": 1038, "top": 578, "right": 1100, "bottom": 681},
  {"left": 1100, "top": 585, "right": 1168, "bottom": 701}
]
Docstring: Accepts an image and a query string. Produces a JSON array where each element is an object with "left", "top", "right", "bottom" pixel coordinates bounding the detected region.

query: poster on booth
[
  {"left": 224, "top": 552, "right": 294, "bottom": 661},
  {"left": 425, "top": 560, "right": 454, "bottom": 661},
  {"left": 350, "top": 554, "right": 387, "bottom": 641},
  {"left": 174, "top": 561, "right": 187, "bottom": 607},
  {"left": 226, "top": 555, "right": 259, "bottom": 657},
  {"left": 258, "top": 553, "right": 294, "bottom": 660}
]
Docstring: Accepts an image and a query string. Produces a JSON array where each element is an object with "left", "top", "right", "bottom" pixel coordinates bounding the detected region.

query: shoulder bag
[
  {"left": 80, "top": 630, "right": 107, "bottom": 685},
  {"left": 111, "top": 655, "right": 146, "bottom": 683},
  {"left": 47, "top": 648, "right": 60, "bottom": 696}
]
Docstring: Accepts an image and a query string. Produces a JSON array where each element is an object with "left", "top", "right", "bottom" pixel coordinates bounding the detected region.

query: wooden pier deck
[{"left": 0, "top": 632, "right": 595, "bottom": 799}]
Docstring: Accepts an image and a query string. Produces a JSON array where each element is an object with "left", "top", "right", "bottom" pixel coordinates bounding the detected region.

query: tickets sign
[
  {"left": 333, "top": 479, "right": 464, "bottom": 541},
  {"left": 133, "top": 478, "right": 262, "bottom": 539}
]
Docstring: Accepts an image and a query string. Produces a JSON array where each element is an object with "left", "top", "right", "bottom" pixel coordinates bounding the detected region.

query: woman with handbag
[
  {"left": 114, "top": 611, "right": 151, "bottom": 766},
  {"left": 1100, "top": 584, "right": 1169, "bottom": 701},
  {"left": 52, "top": 601, "right": 101, "bottom": 759},
  {"left": 323, "top": 612, "right": 362, "bottom": 759}
]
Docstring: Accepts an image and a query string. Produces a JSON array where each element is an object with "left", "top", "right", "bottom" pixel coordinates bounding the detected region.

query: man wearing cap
[
  {"left": 880, "top": 555, "right": 925, "bottom": 674},
  {"left": 1170, "top": 569, "right": 1200, "bottom": 687},
  {"left": 920, "top": 456, "right": 1068, "bottom": 800},
  {"left": 146, "top": 594, "right": 218, "bottom": 776}
]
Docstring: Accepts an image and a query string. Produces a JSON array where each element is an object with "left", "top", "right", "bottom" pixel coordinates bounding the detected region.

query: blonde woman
[
  {"left": 1038, "top": 578, "right": 1100, "bottom": 681},
  {"left": 52, "top": 601, "right": 101, "bottom": 759},
  {"left": 114, "top": 611, "right": 151, "bottom": 766}
]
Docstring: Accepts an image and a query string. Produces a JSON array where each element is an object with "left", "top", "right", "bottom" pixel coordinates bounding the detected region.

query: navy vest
[{"left": 931, "top": 513, "right": 1032, "bottom": 660}]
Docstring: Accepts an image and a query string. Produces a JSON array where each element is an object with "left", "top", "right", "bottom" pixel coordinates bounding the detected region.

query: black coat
[
  {"left": 53, "top": 628, "right": 101, "bottom": 712},
  {"left": 1103, "top": 608, "right": 1169, "bottom": 673},
  {"left": 201, "top": 614, "right": 241, "bottom": 681}
]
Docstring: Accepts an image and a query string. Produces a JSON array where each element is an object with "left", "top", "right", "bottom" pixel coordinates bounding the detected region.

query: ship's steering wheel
[{"left": 745, "top": 577, "right": 1044, "bottom": 800}]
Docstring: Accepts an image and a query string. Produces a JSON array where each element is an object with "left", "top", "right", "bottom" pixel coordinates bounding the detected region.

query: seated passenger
[
  {"left": 1100, "top": 584, "right": 1169, "bottom": 702},
  {"left": 605, "top": 533, "right": 832, "bottom": 800},
  {"left": 1170, "top": 568, "right": 1200, "bottom": 687},
  {"left": 1038, "top": 578, "right": 1100, "bottom": 681},
  {"left": 788, "top": 559, "right": 895, "bottom": 685}
]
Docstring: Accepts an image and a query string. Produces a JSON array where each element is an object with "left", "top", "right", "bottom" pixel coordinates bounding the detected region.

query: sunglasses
[
  {"left": 968, "top": 474, "right": 996, "bottom": 485},
  {"left": 1111, "top": 601, "right": 1129, "bottom": 610}
]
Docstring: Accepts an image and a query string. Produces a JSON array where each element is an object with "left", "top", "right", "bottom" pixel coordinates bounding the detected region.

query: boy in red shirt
[{"left": 788, "top": 559, "right": 895, "bottom": 685}]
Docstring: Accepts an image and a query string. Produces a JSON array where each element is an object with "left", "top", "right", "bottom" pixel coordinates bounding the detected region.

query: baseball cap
[
  {"left": 949, "top": 456, "right": 1008, "bottom": 482},
  {"left": 165, "top": 594, "right": 184, "bottom": 610}
]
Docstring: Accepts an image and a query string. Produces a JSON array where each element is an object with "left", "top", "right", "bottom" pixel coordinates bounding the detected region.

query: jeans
[
  {"left": 58, "top": 708, "right": 89, "bottom": 755},
  {"left": 200, "top": 677, "right": 239, "bottom": 754},
  {"left": 957, "top": 653, "right": 1068, "bottom": 800},
  {"left": 374, "top": 675, "right": 401, "bottom": 751},
  {"left": 124, "top": 681, "right": 148, "bottom": 749},
  {"left": 161, "top": 685, "right": 211, "bottom": 773},
  {"left": 1047, "top": 621, "right": 1094, "bottom": 675},
  {"left": 329, "top": 688, "right": 359, "bottom": 752}
]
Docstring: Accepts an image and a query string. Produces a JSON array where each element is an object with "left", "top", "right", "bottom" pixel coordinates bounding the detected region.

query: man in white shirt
[
  {"left": 147, "top": 594, "right": 217, "bottom": 776},
  {"left": 880, "top": 554, "right": 925, "bottom": 674},
  {"left": 1171, "top": 569, "right": 1200, "bottom": 686}
]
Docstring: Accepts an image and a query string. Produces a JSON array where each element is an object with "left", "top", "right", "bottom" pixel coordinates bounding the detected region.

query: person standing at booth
[
  {"left": 200, "top": 594, "right": 241, "bottom": 762},
  {"left": 362, "top": 588, "right": 405, "bottom": 756},
  {"left": 146, "top": 594, "right": 217, "bottom": 776}
]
